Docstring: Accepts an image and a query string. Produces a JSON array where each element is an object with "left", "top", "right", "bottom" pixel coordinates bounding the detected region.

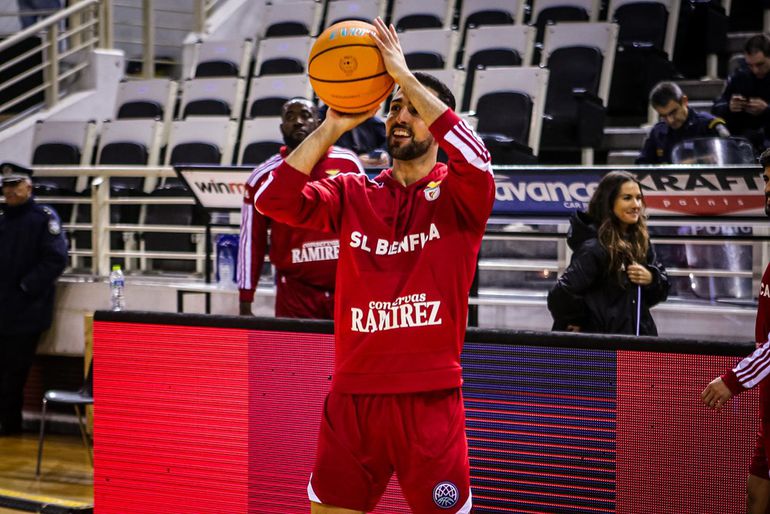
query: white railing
[
  {"left": 0, "top": 0, "right": 108, "bottom": 115},
  {"left": 24, "top": 166, "right": 768, "bottom": 309}
]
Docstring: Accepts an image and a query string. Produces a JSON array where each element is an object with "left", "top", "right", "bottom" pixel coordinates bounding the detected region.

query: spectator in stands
[
  {"left": 712, "top": 34, "right": 770, "bottom": 153},
  {"left": 547, "top": 171, "right": 670, "bottom": 335},
  {"left": 17, "top": 0, "right": 61, "bottom": 28},
  {"left": 702, "top": 148, "right": 770, "bottom": 514},
  {"left": 237, "top": 98, "right": 364, "bottom": 318},
  {"left": 320, "top": 105, "right": 390, "bottom": 167},
  {"left": 637, "top": 82, "right": 729, "bottom": 164},
  {"left": 0, "top": 162, "right": 67, "bottom": 436}
]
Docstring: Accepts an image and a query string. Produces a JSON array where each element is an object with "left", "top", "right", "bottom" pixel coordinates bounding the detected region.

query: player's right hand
[
  {"left": 700, "top": 377, "right": 733, "bottom": 411},
  {"left": 324, "top": 107, "right": 379, "bottom": 134}
]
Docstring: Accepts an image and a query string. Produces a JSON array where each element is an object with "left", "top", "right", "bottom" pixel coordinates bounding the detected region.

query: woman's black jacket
[{"left": 547, "top": 212, "right": 671, "bottom": 336}]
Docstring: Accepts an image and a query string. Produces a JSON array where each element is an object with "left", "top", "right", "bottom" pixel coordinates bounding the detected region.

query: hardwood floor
[{"left": 0, "top": 432, "right": 93, "bottom": 513}]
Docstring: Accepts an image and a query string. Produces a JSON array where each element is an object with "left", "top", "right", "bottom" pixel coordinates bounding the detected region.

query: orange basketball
[{"left": 308, "top": 20, "right": 395, "bottom": 113}]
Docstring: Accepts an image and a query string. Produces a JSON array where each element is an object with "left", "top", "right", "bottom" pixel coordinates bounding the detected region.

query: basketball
[{"left": 308, "top": 20, "right": 394, "bottom": 113}]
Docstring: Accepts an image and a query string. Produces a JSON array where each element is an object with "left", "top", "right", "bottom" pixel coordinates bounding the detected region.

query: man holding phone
[{"left": 713, "top": 34, "right": 770, "bottom": 152}]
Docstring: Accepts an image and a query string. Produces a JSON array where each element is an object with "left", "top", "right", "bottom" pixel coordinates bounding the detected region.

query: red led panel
[
  {"left": 94, "top": 321, "right": 408, "bottom": 513},
  {"left": 617, "top": 351, "right": 758, "bottom": 513}
]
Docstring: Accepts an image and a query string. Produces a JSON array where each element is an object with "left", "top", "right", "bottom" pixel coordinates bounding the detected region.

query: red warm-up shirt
[
  {"left": 237, "top": 146, "right": 363, "bottom": 303},
  {"left": 255, "top": 109, "right": 495, "bottom": 394},
  {"left": 722, "top": 262, "right": 770, "bottom": 420}
]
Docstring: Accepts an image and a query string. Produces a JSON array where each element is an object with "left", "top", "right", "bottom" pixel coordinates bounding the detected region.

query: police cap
[{"left": 1, "top": 162, "right": 33, "bottom": 186}]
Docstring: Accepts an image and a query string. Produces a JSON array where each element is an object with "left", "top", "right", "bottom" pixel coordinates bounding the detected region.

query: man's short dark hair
[
  {"left": 413, "top": 72, "right": 456, "bottom": 111},
  {"left": 745, "top": 34, "right": 770, "bottom": 56},
  {"left": 759, "top": 148, "right": 770, "bottom": 167},
  {"left": 649, "top": 82, "right": 684, "bottom": 108}
]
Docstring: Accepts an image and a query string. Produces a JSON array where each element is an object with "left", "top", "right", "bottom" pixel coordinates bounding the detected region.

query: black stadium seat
[{"left": 541, "top": 46, "right": 606, "bottom": 149}]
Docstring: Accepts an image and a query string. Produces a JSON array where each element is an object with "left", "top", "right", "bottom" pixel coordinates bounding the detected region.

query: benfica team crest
[{"left": 424, "top": 180, "right": 441, "bottom": 201}]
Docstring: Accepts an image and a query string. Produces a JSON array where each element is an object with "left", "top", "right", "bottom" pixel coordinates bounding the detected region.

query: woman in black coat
[{"left": 548, "top": 171, "right": 670, "bottom": 335}]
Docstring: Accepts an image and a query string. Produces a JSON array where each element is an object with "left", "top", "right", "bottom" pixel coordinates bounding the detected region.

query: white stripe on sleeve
[
  {"left": 445, "top": 125, "right": 492, "bottom": 173},
  {"left": 237, "top": 202, "right": 253, "bottom": 290},
  {"left": 734, "top": 340, "right": 770, "bottom": 389}
]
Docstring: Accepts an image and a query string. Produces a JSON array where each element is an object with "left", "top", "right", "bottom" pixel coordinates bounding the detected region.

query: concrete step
[
  {"left": 726, "top": 32, "right": 754, "bottom": 55},
  {"left": 606, "top": 150, "right": 639, "bottom": 165},
  {"left": 602, "top": 126, "right": 646, "bottom": 150},
  {"left": 676, "top": 79, "right": 725, "bottom": 101}
]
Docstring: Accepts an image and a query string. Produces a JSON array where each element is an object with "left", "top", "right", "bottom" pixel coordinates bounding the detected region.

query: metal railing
[
  {"left": 112, "top": 0, "right": 221, "bottom": 79},
  {"left": 0, "top": 0, "right": 107, "bottom": 115},
  {"left": 23, "top": 166, "right": 769, "bottom": 311}
]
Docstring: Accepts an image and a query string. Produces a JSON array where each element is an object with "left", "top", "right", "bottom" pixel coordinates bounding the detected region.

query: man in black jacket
[
  {"left": 637, "top": 82, "right": 728, "bottom": 164},
  {"left": 0, "top": 162, "right": 68, "bottom": 435},
  {"left": 712, "top": 34, "right": 770, "bottom": 152}
]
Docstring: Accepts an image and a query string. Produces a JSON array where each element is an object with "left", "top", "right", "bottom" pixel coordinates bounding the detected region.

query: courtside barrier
[{"left": 93, "top": 311, "right": 756, "bottom": 513}]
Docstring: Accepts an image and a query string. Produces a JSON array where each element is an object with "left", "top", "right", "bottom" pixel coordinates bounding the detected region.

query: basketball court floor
[{"left": 0, "top": 433, "right": 92, "bottom": 513}]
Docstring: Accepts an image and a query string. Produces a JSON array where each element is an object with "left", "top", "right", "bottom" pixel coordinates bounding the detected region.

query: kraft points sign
[{"left": 493, "top": 166, "right": 764, "bottom": 217}]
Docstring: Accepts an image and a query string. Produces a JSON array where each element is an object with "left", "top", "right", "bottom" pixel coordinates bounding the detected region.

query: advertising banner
[
  {"left": 176, "top": 165, "right": 764, "bottom": 218},
  {"left": 493, "top": 166, "right": 763, "bottom": 217}
]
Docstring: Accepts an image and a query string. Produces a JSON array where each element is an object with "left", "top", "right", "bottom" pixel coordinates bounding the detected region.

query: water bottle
[
  {"left": 109, "top": 265, "right": 126, "bottom": 311},
  {"left": 216, "top": 234, "right": 238, "bottom": 289}
]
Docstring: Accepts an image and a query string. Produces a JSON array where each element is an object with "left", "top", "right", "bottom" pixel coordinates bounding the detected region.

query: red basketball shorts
[
  {"left": 750, "top": 422, "right": 770, "bottom": 479},
  {"left": 308, "top": 388, "right": 472, "bottom": 513}
]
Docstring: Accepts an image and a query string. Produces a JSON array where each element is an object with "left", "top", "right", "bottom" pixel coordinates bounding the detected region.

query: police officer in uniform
[
  {"left": 0, "top": 162, "right": 67, "bottom": 435},
  {"left": 637, "top": 82, "right": 729, "bottom": 164}
]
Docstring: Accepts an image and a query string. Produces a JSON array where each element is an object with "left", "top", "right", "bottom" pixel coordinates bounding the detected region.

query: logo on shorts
[{"left": 433, "top": 481, "right": 459, "bottom": 509}]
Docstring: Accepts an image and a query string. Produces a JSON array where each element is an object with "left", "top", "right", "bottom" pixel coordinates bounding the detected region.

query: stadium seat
[
  {"left": 114, "top": 78, "right": 178, "bottom": 130},
  {"left": 179, "top": 77, "right": 247, "bottom": 120},
  {"left": 469, "top": 66, "right": 549, "bottom": 162},
  {"left": 141, "top": 182, "right": 201, "bottom": 273},
  {"left": 458, "top": 0, "right": 523, "bottom": 50},
  {"left": 69, "top": 119, "right": 166, "bottom": 269},
  {"left": 530, "top": 0, "right": 596, "bottom": 46},
  {"left": 460, "top": 25, "right": 535, "bottom": 110},
  {"left": 246, "top": 74, "right": 313, "bottom": 118},
  {"left": 323, "top": 0, "right": 386, "bottom": 27},
  {"left": 238, "top": 117, "right": 284, "bottom": 166},
  {"left": 261, "top": 0, "right": 322, "bottom": 37},
  {"left": 391, "top": 0, "right": 453, "bottom": 30},
  {"left": 97, "top": 118, "right": 164, "bottom": 189},
  {"left": 187, "top": 38, "right": 254, "bottom": 78},
  {"left": 31, "top": 119, "right": 97, "bottom": 193},
  {"left": 607, "top": 0, "right": 681, "bottom": 117},
  {"left": 398, "top": 28, "right": 459, "bottom": 71},
  {"left": 254, "top": 35, "right": 315, "bottom": 76},
  {"left": 539, "top": 22, "right": 618, "bottom": 162},
  {"left": 165, "top": 118, "right": 239, "bottom": 183}
]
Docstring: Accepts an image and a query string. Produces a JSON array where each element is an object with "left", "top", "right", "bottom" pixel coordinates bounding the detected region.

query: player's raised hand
[
  {"left": 323, "top": 106, "right": 379, "bottom": 135},
  {"left": 371, "top": 17, "right": 410, "bottom": 84}
]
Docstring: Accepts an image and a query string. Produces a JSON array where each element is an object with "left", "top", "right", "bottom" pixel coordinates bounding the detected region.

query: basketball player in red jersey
[
  {"left": 238, "top": 98, "right": 363, "bottom": 318},
  {"left": 254, "top": 17, "right": 494, "bottom": 514},
  {"left": 702, "top": 148, "right": 770, "bottom": 513}
]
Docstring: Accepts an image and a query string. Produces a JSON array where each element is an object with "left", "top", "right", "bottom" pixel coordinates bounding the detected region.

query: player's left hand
[
  {"left": 371, "top": 17, "right": 410, "bottom": 83},
  {"left": 626, "top": 263, "right": 653, "bottom": 286},
  {"left": 701, "top": 377, "right": 733, "bottom": 411}
]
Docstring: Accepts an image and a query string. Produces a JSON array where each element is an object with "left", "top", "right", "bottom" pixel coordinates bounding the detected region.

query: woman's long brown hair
[{"left": 587, "top": 171, "right": 649, "bottom": 284}]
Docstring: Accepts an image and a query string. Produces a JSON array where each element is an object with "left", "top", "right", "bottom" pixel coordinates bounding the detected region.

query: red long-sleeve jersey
[
  {"left": 254, "top": 109, "right": 495, "bottom": 394},
  {"left": 237, "top": 146, "right": 363, "bottom": 304},
  {"left": 722, "top": 262, "right": 770, "bottom": 420}
]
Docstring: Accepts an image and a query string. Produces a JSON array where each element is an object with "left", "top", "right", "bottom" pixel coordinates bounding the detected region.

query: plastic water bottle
[
  {"left": 216, "top": 234, "right": 238, "bottom": 289},
  {"left": 109, "top": 265, "right": 126, "bottom": 311}
]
